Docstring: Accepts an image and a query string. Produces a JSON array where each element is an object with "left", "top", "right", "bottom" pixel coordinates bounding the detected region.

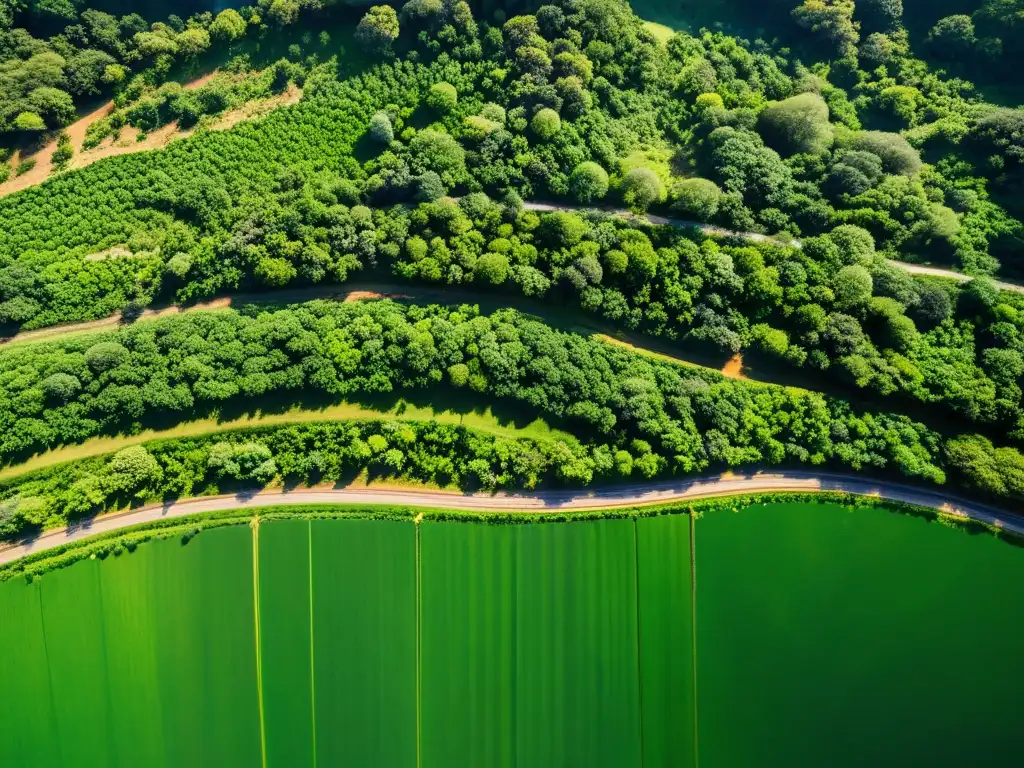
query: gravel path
[
  {"left": 522, "top": 201, "right": 1024, "bottom": 291},
  {"left": 2, "top": 472, "right": 1020, "bottom": 566}
]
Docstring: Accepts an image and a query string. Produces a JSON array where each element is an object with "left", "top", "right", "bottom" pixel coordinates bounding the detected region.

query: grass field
[
  {"left": 258, "top": 519, "right": 315, "bottom": 767},
  {"left": 696, "top": 502, "right": 1024, "bottom": 767},
  {"left": 637, "top": 514, "right": 697, "bottom": 768},
  {"left": 2, "top": 505, "right": 1023, "bottom": 766}
]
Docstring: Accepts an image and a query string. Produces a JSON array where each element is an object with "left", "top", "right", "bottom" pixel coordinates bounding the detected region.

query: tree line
[
  {"left": 0, "top": 420, "right": 596, "bottom": 538},
  {"left": 0, "top": 298, "right": 1022, "bottom": 517}
]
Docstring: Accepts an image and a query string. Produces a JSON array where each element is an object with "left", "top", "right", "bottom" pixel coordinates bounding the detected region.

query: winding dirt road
[
  {"left": 523, "top": 201, "right": 1024, "bottom": 292},
  {"left": 2, "top": 472, "right": 1020, "bottom": 566},
  {"left": 4, "top": 201, "right": 1021, "bottom": 350}
]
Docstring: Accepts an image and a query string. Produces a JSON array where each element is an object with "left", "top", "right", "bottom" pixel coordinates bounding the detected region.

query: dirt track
[{"left": 2, "top": 471, "right": 1020, "bottom": 566}]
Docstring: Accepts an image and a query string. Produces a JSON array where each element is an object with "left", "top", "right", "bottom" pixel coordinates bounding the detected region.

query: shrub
[
  {"left": 568, "top": 161, "right": 609, "bottom": 203},
  {"left": 531, "top": 108, "right": 561, "bottom": 140},
  {"left": 756, "top": 93, "right": 833, "bottom": 156}
]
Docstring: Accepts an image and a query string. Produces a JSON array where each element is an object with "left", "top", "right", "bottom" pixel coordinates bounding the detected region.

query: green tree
[
  {"left": 176, "top": 28, "right": 211, "bottom": 58},
  {"left": 830, "top": 224, "right": 876, "bottom": 264},
  {"left": 356, "top": 6, "right": 400, "bottom": 54},
  {"left": 409, "top": 129, "right": 466, "bottom": 186},
  {"left": 675, "top": 58, "right": 717, "bottom": 99},
  {"left": 210, "top": 9, "right": 247, "bottom": 41},
  {"left": 792, "top": 0, "right": 860, "bottom": 57},
  {"left": 106, "top": 446, "right": 163, "bottom": 496},
  {"left": 426, "top": 82, "right": 458, "bottom": 113},
  {"left": 834, "top": 265, "right": 873, "bottom": 310},
  {"left": 12, "top": 112, "right": 45, "bottom": 131},
  {"left": 474, "top": 253, "right": 510, "bottom": 284},
  {"left": 849, "top": 131, "right": 921, "bottom": 176},
  {"left": 670, "top": 178, "right": 723, "bottom": 220},
  {"left": 531, "top": 108, "right": 561, "bottom": 140},
  {"left": 40, "top": 373, "right": 81, "bottom": 401},
  {"left": 926, "top": 15, "right": 977, "bottom": 59},
  {"left": 28, "top": 87, "right": 76, "bottom": 127},
  {"left": 266, "top": 0, "right": 300, "bottom": 27},
  {"left": 568, "top": 161, "right": 609, "bottom": 203},
  {"left": 859, "top": 0, "right": 902, "bottom": 33},
  {"left": 85, "top": 341, "right": 129, "bottom": 371},
  {"left": 621, "top": 167, "right": 665, "bottom": 212},
  {"left": 756, "top": 92, "right": 834, "bottom": 156},
  {"left": 369, "top": 111, "right": 394, "bottom": 144}
]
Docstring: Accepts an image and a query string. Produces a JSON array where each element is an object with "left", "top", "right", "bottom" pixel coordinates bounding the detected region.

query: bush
[
  {"left": 568, "top": 161, "right": 609, "bottom": 203},
  {"left": 531, "top": 108, "right": 561, "bottom": 140},
  {"left": 756, "top": 93, "right": 834, "bottom": 156}
]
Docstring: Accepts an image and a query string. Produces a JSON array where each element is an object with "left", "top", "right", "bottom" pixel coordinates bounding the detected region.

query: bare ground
[{"left": 0, "top": 75, "right": 301, "bottom": 199}]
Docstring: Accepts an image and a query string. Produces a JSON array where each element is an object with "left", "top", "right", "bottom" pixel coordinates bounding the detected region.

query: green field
[
  {"left": 1, "top": 503, "right": 1023, "bottom": 766},
  {"left": 696, "top": 502, "right": 1024, "bottom": 767}
]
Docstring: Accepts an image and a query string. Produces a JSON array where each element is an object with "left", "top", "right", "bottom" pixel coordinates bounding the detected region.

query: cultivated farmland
[{"left": 2, "top": 503, "right": 1023, "bottom": 767}]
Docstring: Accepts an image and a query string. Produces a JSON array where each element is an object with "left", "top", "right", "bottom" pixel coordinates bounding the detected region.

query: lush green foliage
[
  {"left": 2, "top": 297, "right": 1024, "bottom": 515},
  {"left": 376, "top": 196, "right": 1022, "bottom": 439},
  {"left": 4, "top": 0, "right": 1024, "bottom": 337},
  {"left": 2, "top": 0, "right": 1024, "bottom": 523},
  {"left": 0, "top": 2, "right": 258, "bottom": 135},
  {"left": 0, "top": 419, "right": 594, "bottom": 537}
]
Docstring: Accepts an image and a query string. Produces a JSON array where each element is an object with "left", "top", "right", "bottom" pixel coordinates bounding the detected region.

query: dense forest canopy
[
  {"left": 0, "top": 0, "right": 1023, "bottom": 527},
  {"left": 2, "top": 298, "right": 1023, "bottom": 539}
]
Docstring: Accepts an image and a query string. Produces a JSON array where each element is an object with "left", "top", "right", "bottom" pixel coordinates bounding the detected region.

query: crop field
[
  {"left": 0, "top": 526, "right": 261, "bottom": 768},
  {"left": 696, "top": 502, "right": 1024, "bottom": 767},
  {"left": 421, "top": 518, "right": 650, "bottom": 768},
  {"left": 1, "top": 504, "right": 1023, "bottom": 767}
]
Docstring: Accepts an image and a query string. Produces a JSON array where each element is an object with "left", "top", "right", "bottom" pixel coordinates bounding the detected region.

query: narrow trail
[
  {"left": 1, "top": 472, "right": 1020, "bottom": 566},
  {"left": 521, "top": 201, "right": 1024, "bottom": 293}
]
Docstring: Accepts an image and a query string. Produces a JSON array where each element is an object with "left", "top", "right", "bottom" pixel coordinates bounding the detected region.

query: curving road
[
  {"left": 4, "top": 204, "right": 1021, "bottom": 349},
  {"left": 522, "top": 201, "right": 1024, "bottom": 292},
  {"left": 2, "top": 472, "right": 1022, "bottom": 566}
]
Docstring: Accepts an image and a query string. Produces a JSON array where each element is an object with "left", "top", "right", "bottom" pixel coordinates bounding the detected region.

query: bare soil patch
[
  {"left": 0, "top": 74, "right": 301, "bottom": 200},
  {"left": 721, "top": 353, "right": 748, "bottom": 380}
]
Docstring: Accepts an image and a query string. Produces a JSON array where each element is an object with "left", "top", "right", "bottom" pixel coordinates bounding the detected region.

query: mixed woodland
[{"left": 2, "top": 0, "right": 1024, "bottom": 535}]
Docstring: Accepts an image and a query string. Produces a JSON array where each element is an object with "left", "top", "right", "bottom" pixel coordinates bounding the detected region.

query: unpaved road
[
  {"left": 2, "top": 204, "right": 1020, "bottom": 350},
  {"left": 2, "top": 472, "right": 1020, "bottom": 566},
  {"left": 891, "top": 260, "right": 1024, "bottom": 294},
  {"left": 523, "top": 201, "right": 1024, "bottom": 292}
]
